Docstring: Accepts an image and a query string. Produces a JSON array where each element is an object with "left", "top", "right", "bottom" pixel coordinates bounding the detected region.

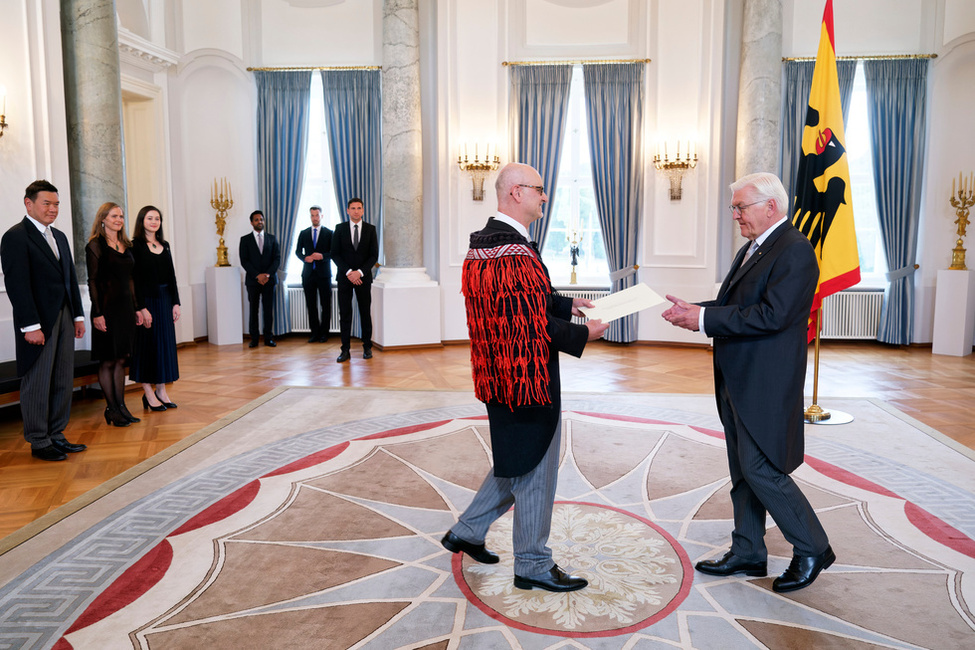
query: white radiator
[
  {"left": 821, "top": 290, "right": 883, "bottom": 340},
  {"left": 558, "top": 288, "right": 611, "bottom": 325},
  {"left": 286, "top": 286, "right": 340, "bottom": 333}
]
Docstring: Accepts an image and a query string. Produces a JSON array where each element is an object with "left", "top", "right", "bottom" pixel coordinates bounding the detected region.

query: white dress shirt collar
[{"left": 493, "top": 212, "right": 530, "bottom": 241}]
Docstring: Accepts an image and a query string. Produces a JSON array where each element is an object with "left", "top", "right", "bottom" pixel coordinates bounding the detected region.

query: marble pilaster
[
  {"left": 60, "top": 0, "right": 127, "bottom": 281},
  {"left": 374, "top": 0, "right": 441, "bottom": 347}
]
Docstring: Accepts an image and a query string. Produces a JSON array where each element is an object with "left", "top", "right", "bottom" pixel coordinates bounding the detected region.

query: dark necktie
[
  {"left": 353, "top": 224, "right": 359, "bottom": 250},
  {"left": 312, "top": 228, "right": 318, "bottom": 269}
]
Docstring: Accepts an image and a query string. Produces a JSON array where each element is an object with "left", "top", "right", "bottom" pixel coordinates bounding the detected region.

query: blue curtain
[
  {"left": 865, "top": 58, "right": 928, "bottom": 345},
  {"left": 582, "top": 63, "right": 645, "bottom": 344},
  {"left": 508, "top": 65, "right": 573, "bottom": 246},
  {"left": 321, "top": 69, "right": 383, "bottom": 337},
  {"left": 780, "top": 59, "right": 857, "bottom": 203},
  {"left": 255, "top": 70, "right": 312, "bottom": 336}
]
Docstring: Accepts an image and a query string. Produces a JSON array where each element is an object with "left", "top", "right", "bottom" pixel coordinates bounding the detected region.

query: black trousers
[
  {"left": 246, "top": 282, "right": 275, "bottom": 339},
  {"left": 302, "top": 275, "right": 332, "bottom": 339},
  {"left": 337, "top": 280, "right": 372, "bottom": 352}
]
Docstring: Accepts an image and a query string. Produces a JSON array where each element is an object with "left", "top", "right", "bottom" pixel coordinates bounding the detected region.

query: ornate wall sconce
[
  {"left": 0, "top": 86, "right": 9, "bottom": 139},
  {"left": 458, "top": 143, "right": 500, "bottom": 201},
  {"left": 653, "top": 140, "right": 697, "bottom": 200}
]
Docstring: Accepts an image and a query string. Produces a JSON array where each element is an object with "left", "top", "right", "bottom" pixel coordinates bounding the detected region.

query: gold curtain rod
[
  {"left": 502, "top": 58, "right": 651, "bottom": 67},
  {"left": 782, "top": 53, "right": 937, "bottom": 62},
  {"left": 246, "top": 65, "right": 382, "bottom": 71}
]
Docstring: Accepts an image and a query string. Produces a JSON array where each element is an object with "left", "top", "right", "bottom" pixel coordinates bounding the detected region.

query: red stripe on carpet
[
  {"left": 804, "top": 456, "right": 901, "bottom": 498},
  {"left": 262, "top": 442, "right": 350, "bottom": 478},
  {"left": 905, "top": 502, "right": 975, "bottom": 559},
  {"left": 576, "top": 411, "right": 725, "bottom": 439},
  {"left": 359, "top": 419, "right": 453, "bottom": 440},
  {"left": 64, "top": 539, "right": 174, "bottom": 634},
  {"left": 171, "top": 480, "right": 261, "bottom": 536}
]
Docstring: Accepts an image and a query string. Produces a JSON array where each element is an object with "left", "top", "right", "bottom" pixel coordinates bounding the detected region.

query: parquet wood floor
[{"left": 0, "top": 338, "right": 972, "bottom": 539}]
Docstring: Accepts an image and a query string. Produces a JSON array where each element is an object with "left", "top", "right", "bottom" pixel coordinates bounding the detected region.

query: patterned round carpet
[{"left": 1, "top": 389, "right": 974, "bottom": 649}]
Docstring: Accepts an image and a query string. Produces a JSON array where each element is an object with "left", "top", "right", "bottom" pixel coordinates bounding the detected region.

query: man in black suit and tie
[
  {"left": 662, "top": 172, "right": 834, "bottom": 593},
  {"left": 330, "top": 197, "right": 378, "bottom": 362},
  {"left": 239, "top": 210, "right": 281, "bottom": 348},
  {"left": 294, "top": 205, "right": 333, "bottom": 343},
  {"left": 1, "top": 180, "right": 87, "bottom": 461},
  {"left": 440, "top": 163, "right": 608, "bottom": 592}
]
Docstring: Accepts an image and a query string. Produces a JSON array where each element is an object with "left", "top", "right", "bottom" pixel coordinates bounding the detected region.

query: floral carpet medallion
[{"left": 456, "top": 502, "right": 691, "bottom": 635}]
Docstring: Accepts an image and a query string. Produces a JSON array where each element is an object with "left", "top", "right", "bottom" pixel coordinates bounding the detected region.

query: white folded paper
[{"left": 578, "top": 283, "right": 665, "bottom": 323}]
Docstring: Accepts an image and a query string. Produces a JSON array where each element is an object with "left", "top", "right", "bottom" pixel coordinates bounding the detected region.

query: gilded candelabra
[
  {"left": 458, "top": 144, "right": 500, "bottom": 201},
  {"left": 949, "top": 172, "right": 973, "bottom": 271},
  {"left": 653, "top": 140, "right": 698, "bottom": 201},
  {"left": 210, "top": 178, "right": 233, "bottom": 267},
  {"left": 568, "top": 229, "right": 582, "bottom": 285}
]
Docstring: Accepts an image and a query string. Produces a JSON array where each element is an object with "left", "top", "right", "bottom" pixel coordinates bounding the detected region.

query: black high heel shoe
[
  {"left": 104, "top": 407, "right": 131, "bottom": 427},
  {"left": 143, "top": 394, "right": 168, "bottom": 412},
  {"left": 118, "top": 401, "right": 141, "bottom": 423},
  {"left": 155, "top": 391, "right": 177, "bottom": 409}
]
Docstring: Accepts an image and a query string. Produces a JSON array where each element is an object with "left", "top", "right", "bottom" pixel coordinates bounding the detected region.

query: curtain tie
[
  {"left": 609, "top": 264, "right": 639, "bottom": 283},
  {"left": 886, "top": 264, "right": 918, "bottom": 282}
]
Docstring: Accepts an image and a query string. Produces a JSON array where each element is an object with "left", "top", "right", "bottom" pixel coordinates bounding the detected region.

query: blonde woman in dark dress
[
  {"left": 130, "top": 206, "right": 180, "bottom": 411},
  {"left": 86, "top": 203, "right": 150, "bottom": 427}
]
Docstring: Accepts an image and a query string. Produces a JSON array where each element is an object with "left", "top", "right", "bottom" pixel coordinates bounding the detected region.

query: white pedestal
[
  {"left": 205, "top": 266, "right": 243, "bottom": 346},
  {"left": 932, "top": 269, "right": 975, "bottom": 356},
  {"left": 372, "top": 268, "right": 442, "bottom": 348}
]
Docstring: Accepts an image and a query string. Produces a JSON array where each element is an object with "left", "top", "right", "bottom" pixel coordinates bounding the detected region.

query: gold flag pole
[
  {"left": 804, "top": 306, "right": 854, "bottom": 425},
  {"left": 804, "top": 310, "right": 830, "bottom": 422}
]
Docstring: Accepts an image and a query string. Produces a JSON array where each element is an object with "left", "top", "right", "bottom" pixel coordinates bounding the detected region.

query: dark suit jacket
[
  {"left": 239, "top": 232, "right": 281, "bottom": 288},
  {"left": 467, "top": 218, "right": 589, "bottom": 477},
  {"left": 700, "top": 221, "right": 819, "bottom": 473},
  {"left": 1, "top": 217, "right": 85, "bottom": 376},
  {"left": 330, "top": 220, "right": 378, "bottom": 285},
  {"left": 294, "top": 225, "right": 333, "bottom": 279}
]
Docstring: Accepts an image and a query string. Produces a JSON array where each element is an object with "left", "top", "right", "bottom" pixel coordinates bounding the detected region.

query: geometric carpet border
[{"left": 0, "top": 391, "right": 973, "bottom": 649}]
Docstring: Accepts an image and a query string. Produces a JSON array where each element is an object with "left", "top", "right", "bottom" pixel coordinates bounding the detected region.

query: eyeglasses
[
  {"left": 729, "top": 200, "right": 765, "bottom": 215},
  {"left": 516, "top": 184, "right": 545, "bottom": 195}
]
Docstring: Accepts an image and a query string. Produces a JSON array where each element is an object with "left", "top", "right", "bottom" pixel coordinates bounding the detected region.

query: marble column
[
  {"left": 60, "top": 0, "right": 127, "bottom": 281},
  {"left": 374, "top": 0, "right": 441, "bottom": 347},
  {"left": 734, "top": 0, "right": 782, "bottom": 251}
]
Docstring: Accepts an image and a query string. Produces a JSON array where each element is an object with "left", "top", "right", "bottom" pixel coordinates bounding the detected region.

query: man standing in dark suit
[
  {"left": 294, "top": 205, "right": 333, "bottom": 343},
  {"left": 330, "top": 198, "right": 378, "bottom": 362},
  {"left": 239, "top": 210, "right": 281, "bottom": 348},
  {"left": 1, "top": 180, "right": 87, "bottom": 461},
  {"left": 440, "top": 163, "right": 608, "bottom": 592},
  {"left": 662, "top": 172, "right": 834, "bottom": 593}
]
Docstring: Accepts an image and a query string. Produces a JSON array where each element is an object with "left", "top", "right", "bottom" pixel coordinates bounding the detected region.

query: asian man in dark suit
[
  {"left": 239, "top": 210, "right": 281, "bottom": 348},
  {"left": 662, "top": 172, "right": 834, "bottom": 593},
  {"left": 330, "top": 197, "right": 379, "bottom": 362},
  {"left": 294, "top": 205, "right": 333, "bottom": 343},
  {"left": 1, "top": 180, "right": 87, "bottom": 461}
]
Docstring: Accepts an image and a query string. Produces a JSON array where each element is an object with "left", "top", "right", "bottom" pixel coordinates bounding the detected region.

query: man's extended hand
[
  {"left": 661, "top": 294, "right": 701, "bottom": 331},
  {"left": 570, "top": 297, "right": 593, "bottom": 318},
  {"left": 585, "top": 318, "right": 609, "bottom": 341}
]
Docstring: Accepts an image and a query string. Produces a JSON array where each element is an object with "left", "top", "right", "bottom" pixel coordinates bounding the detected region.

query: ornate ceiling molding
[{"left": 118, "top": 27, "right": 179, "bottom": 73}]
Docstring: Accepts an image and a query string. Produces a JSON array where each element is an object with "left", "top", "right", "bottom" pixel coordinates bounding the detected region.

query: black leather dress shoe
[
  {"left": 441, "top": 531, "right": 499, "bottom": 564},
  {"left": 32, "top": 446, "right": 67, "bottom": 462},
  {"left": 363, "top": 349, "right": 373, "bottom": 359},
  {"left": 695, "top": 551, "right": 767, "bottom": 577},
  {"left": 307, "top": 336, "right": 318, "bottom": 343},
  {"left": 51, "top": 439, "right": 87, "bottom": 453},
  {"left": 248, "top": 339, "right": 259, "bottom": 348},
  {"left": 773, "top": 545, "right": 835, "bottom": 593},
  {"left": 514, "top": 565, "right": 588, "bottom": 592},
  {"left": 265, "top": 339, "right": 276, "bottom": 347},
  {"left": 337, "top": 351, "right": 351, "bottom": 363}
]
